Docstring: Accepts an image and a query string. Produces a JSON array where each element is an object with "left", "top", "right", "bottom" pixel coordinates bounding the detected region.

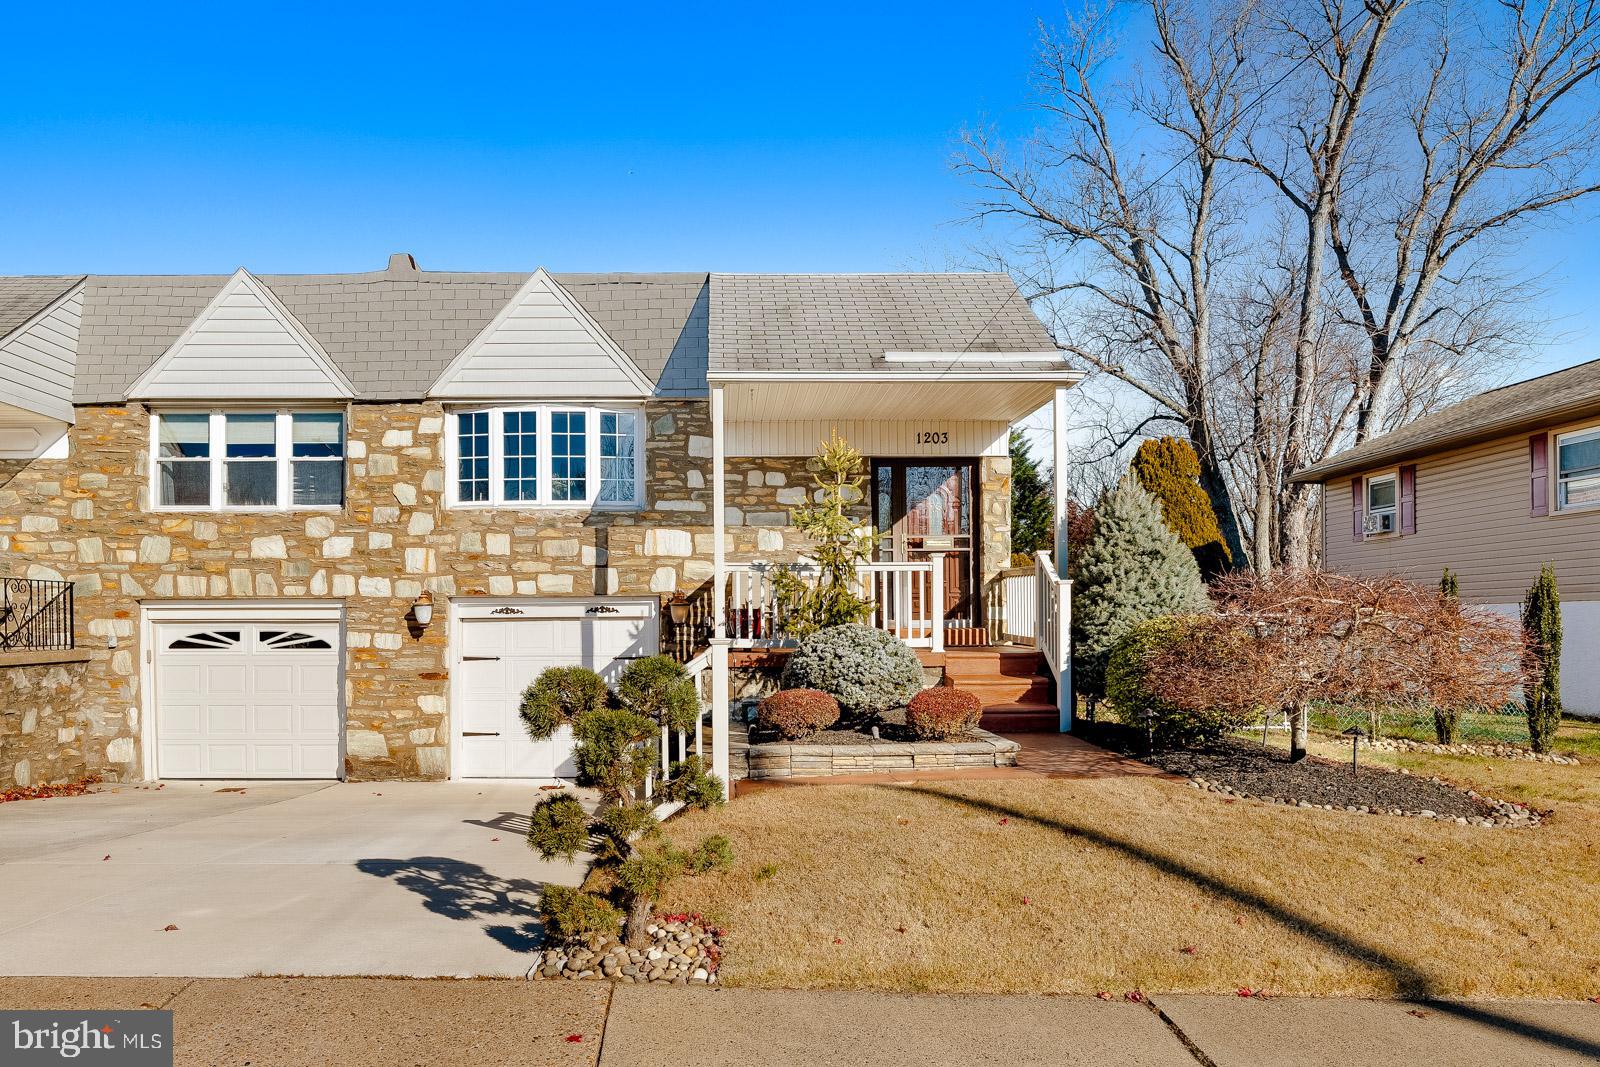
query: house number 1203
[{"left": 916, "top": 430, "right": 950, "bottom": 445}]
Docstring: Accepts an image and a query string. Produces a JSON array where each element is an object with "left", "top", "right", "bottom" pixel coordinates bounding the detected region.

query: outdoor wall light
[
  {"left": 666, "top": 594, "right": 691, "bottom": 627},
  {"left": 411, "top": 591, "right": 434, "bottom": 628}
]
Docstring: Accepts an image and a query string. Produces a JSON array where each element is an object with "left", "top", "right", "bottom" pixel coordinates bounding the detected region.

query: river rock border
[
  {"left": 1187, "top": 771, "right": 1542, "bottom": 828},
  {"left": 1362, "top": 736, "right": 1580, "bottom": 765},
  {"left": 530, "top": 916, "right": 722, "bottom": 984},
  {"left": 745, "top": 728, "right": 1020, "bottom": 779}
]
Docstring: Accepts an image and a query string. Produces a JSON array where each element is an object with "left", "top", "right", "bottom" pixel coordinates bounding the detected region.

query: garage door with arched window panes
[{"left": 153, "top": 621, "right": 342, "bottom": 778}]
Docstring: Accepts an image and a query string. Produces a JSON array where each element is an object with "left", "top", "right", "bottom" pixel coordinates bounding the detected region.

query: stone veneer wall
[
  {"left": 0, "top": 402, "right": 916, "bottom": 782},
  {"left": 1, "top": 405, "right": 1011, "bottom": 782},
  {"left": 0, "top": 656, "right": 95, "bottom": 787}
]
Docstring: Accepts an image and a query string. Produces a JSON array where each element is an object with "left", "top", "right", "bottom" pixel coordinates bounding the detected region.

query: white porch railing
[
  {"left": 986, "top": 566, "right": 1037, "bottom": 645},
  {"left": 724, "top": 557, "right": 944, "bottom": 651},
  {"left": 644, "top": 647, "right": 711, "bottom": 809},
  {"left": 1036, "top": 550, "right": 1073, "bottom": 731}
]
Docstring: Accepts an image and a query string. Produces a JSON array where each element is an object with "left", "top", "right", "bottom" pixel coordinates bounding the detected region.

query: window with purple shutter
[
  {"left": 1530, "top": 434, "right": 1549, "bottom": 517},
  {"left": 1399, "top": 465, "right": 1416, "bottom": 535}
]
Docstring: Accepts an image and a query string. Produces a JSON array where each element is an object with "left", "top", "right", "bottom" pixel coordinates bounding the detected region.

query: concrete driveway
[{"left": 0, "top": 781, "right": 589, "bottom": 978}]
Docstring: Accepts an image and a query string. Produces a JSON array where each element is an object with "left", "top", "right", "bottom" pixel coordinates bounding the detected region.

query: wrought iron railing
[{"left": 0, "top": 578, "right": 76, "bottom": 651}]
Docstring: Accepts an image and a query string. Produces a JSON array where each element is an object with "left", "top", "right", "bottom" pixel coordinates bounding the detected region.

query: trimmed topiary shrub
[
  {"left": 521, "top": 666, "right": 610, "bottom": 739},
  {"left": 780, "top": 624, "right": 924, "bottom": 716},
  {"left": 1106, "top": 616, "right": 1245, "bottom": 747},
  {"left": 539, "top": 884, "right": 623, "bottom": 941},
  {"left": 570, "top": 708, "right": 658, "bottom": 803},
  {"left": 906, "top": 687, "right": 984, "bottom": 739},
  {"left": 527, "top": 792, "right": 588, "bottom": 859},
  {"left": 757, "top": 688, "right": 841, "bottom": 739},
  {"left": 616, "top": 655, "right": 701, "bottom": 733}
]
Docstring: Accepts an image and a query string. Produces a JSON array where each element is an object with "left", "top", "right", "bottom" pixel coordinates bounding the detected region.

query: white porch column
[
  {"left": 710, "top": 383, "right": 732, "bottom": 798},
  {"left": 1052, "top": 385, "right": 1073, "bottom": 732},
  {"left": 1052, "top": 385, "right": 1070, "bottom": 569}
]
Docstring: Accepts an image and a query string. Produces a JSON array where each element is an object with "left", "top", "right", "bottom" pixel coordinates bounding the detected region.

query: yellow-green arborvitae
[{"left": 1131, "top": 437, "right": 1231, "bottom": 578}]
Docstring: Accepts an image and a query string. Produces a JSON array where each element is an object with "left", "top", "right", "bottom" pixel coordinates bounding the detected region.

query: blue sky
[{"left": 1, "top": 1, "right": 1596, "bottom": 377}]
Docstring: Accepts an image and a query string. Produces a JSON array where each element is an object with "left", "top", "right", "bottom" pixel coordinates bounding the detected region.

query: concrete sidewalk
[{"left": 3, "top": 978, "right": 1596, "bottom": 1066}]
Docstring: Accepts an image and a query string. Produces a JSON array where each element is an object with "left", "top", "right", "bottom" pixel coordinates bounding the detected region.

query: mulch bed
[
  {"left": 1145, "top": 739, "right": 1491, "bottom": 819},
  {"left": 1073, "top": 722, "right": 1538, "bottom": 826}
]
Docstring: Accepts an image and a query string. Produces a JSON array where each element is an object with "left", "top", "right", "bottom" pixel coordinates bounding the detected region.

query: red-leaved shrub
[
  {"left": 906, "top": 687, "right": 983, "bottom": 739},
  {"left": 757, "top": 688, "right": 841, "bottom": 740}
]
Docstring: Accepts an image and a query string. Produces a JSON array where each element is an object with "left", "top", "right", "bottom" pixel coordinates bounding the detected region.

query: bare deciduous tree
[{"left": 963, "top": 0, "right": 1600, "bottom": 570}]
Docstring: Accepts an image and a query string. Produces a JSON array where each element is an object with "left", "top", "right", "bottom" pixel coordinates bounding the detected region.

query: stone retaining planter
[
  {"left": 745, "top": 728, "right": 1020, "bottom": 779},
  {"left": 531, "top": 916, "right": 722, "bottom": 984}
]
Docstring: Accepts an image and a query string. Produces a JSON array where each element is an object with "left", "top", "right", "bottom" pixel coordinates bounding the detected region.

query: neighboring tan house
[
  {"left": 0, "top": 255, "right": 1079, "bottom": 790},
  {"left": 1293, "top": 358, "right": 1600, "bottom": 718}
]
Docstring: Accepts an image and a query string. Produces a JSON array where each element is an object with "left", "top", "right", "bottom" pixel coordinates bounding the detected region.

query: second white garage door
[{"left": 454, "top": 599, "right": 659, "bottom": 779}]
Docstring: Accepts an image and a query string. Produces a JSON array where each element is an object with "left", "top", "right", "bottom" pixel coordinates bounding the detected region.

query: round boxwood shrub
[
  {"left": 757, "top": 688, "right": 841, "bottom": 740},
  {"left": 521, "top": 666, "right": 610, "bottom": 740},
  {"left": 906, "top": 687, "right": 984, "bottom": 740},
  {"left": 779, "top": 624, "right": 924, "bottom": 716},
  {"left": 1106, "top": 615, "right": 1244, "bottom": 746}
]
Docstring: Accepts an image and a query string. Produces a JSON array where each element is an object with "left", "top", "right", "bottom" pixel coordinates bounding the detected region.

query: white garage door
[
  {"left": 154, "top": 622, "right": 342, "bottom": 779},
  {"left": 455, "top": 600, "right": 659, "bottom": 779}
]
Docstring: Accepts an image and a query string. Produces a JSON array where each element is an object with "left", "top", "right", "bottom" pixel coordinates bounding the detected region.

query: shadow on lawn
[
  {"left": 904, "top": 785, "right": 1600, "bottom": 1062},
  {"left": 356, "top": 856, "right": 545, "bottom": 953}
]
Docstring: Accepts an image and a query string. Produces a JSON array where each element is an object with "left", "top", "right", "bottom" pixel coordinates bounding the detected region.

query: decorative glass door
[{"left": 873, "top": 461, "right": 977, "bottom": 627}]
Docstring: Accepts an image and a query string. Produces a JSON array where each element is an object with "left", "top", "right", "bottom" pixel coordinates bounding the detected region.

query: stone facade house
[
  {"left": 1295, "top": 357, "right": 1600, "bottom": 718},
  {"left": 0, "top": 255, "right": 1080, "bottom": 788}
]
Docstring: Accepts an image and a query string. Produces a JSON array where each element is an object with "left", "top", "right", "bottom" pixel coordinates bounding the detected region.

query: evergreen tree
[
  {"left": 773, "top": 431, "right": 879, "bottom": 637},
  {"left": 1440, "top": 567, "right": 1459, "bottom": 599},
  {"left": 1131, "top": 437, "right": 1231, "bottom": 578},
  {"left": 1521, "top": 564, "right": 1563, "bottom": 753},
  {"left": 1072, "top": 473, "right": 1210, "bottom": 702},
  {"left": 1010, "top": 429, "right": 1054, "bottom": 559}
]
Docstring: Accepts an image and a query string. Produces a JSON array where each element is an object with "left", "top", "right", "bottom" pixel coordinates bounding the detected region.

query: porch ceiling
[{"left": 713, "top": 372, "right": 1082, "bottom": 423}]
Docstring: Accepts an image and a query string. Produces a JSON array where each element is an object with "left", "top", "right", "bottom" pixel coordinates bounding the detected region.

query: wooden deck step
[
  {"left": 978, "top": 702, "right": 1061, "bottom": 733},
  {"left": 942, "top": 647, "right": 1058, "bottom": 732}
]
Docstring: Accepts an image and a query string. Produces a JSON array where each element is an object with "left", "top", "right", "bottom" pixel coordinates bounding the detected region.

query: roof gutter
[{"left": 707, "top": 369, "right": 1086, "bottom": 384}]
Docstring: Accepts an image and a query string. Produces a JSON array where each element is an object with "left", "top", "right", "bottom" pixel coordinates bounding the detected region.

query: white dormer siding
[
  {"left": 0, "top": 283, "right": 83, "bottom": 424},
  {"left": 429, "top": 269, "right": 653, "bottom": 400},
  {"left": 127, "top": 269, "right": 355, "bottom": 400}
]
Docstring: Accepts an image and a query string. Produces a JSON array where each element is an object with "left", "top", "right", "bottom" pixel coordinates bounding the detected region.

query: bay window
[
  {"left": 152, "top": 410, "right": 345, "bottom": 511},
  {"left": 448, "top": 405, "right": 642, "bottom": 509}
]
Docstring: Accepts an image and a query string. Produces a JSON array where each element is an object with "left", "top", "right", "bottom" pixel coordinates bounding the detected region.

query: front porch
[{"left": 685, "top": 366, "right": 1083, "bottom": 796}]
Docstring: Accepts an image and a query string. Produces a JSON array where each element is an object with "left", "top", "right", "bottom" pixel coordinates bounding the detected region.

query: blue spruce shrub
[{"left": 780, "top": 623, "right": 924, "bottom": 716}]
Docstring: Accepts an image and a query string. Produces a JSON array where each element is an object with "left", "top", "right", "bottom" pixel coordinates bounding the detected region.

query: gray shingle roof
[
  {"left": 9, "top": 262, "right": 1057, "bottom": 405},
  {"left": 72, "top": 269, "right": 709, "bottom": 403},
  {"left": 709, "top": 272, "right": 1058, "bottom": 375},
  {"left": 1293, "top": 357, "right": 1600, "bottom": 482},
  {"left": 0, "top": 276, "right": 84, "bottom": 340}
]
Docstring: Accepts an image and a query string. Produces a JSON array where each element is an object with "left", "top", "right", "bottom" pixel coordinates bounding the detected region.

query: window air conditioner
[{"left": 1363, "top": 511, "right": 1394, "bottom": 535}]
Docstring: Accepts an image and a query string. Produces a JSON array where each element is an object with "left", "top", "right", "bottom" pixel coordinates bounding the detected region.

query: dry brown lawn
[{"left": 660, "top": 744, "right": 1600, "bottom": 998}]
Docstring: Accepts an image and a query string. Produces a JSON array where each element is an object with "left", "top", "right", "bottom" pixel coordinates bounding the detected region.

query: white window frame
[
  {"left": 1364, "top": 471, "right": 1398, "bottom": 536},
  {"left": 444, "top": 403, "right": 644, "bottom": 511},
  {"left": 1554, "top": 425, "right": 1600, "bottom": 513},
  {"left": 149, "top": 408, "right": 347, "bottom": 513}
]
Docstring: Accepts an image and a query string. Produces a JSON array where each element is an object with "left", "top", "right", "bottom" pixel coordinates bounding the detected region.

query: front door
[{"left": 873, "top": 461, "right": 978, "bottom": 631}]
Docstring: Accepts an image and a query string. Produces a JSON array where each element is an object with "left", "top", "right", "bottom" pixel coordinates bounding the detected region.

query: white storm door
[{"left": 154, "top": 623, "right": 342, "bottom": 779}]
